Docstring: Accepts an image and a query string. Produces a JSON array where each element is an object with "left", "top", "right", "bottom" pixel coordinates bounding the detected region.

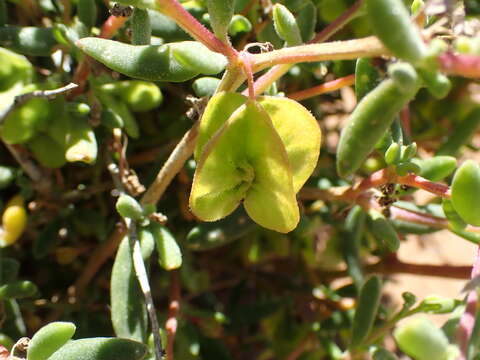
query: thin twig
[
  {"left": 457, "top": 247, "right": 480, "bottom": 359},
  {"left": 70, "top": 222, "right": 126, "bottom": 299},
  {"left": 310, "top": 0, "right": 365, "bottom": 44},
  {"left": 2, "top": 143, "right": 51, "bottom": 192},
  {"left": 288, "top": 74, "right": 355, "bottom": 101},
  {"left": 248, "top": 0, "right": 365, "bottom": 96},
  {"left": 141, "top": 123, "right": 199, "bottom": 206},
  {"left": 0, "top": 83, "right": 78, "bottom": 123},
  {"left": 127, "top": 220, "right": 164, "bottom": 360}
]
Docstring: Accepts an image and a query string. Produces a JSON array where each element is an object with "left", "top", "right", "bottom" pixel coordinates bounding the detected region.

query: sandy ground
[{"left": 385, "top": 230, "right": 476, "bottom": 325}]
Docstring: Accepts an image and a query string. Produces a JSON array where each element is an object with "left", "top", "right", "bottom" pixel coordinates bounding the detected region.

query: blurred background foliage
[{"left": 0, "top": 0, "right": 480, "bottom": 359}]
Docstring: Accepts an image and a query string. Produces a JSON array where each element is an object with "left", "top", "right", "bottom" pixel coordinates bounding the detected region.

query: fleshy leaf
[
  {"left": 171, "top": 41, "right": 227, "bottom": 75},
  {"left": 47, "top": 337, "right": 148, "bottom": 360}
]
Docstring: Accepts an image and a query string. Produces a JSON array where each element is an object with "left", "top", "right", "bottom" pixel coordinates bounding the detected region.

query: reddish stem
[
  {"left": 166, "top": 271, "right": 181, "bottom": 360},
  {"left": 100, "top": 14, "right": 129, "bottom": 39},
  {"left": 240, "top": 52, "right": 255, "bottom": 99},
  {"left": 368, "top": 258, "right": 471, "bottom": 279},
  {"left": 310, "top": 0, "right": 365, "bottom": 44},
  {"left": 288, "top": 74, "right": 355, "bottom": 101},
  {"left": 457, "top": 247, "right": 480, "bottom": 359},
  {"left": 249, "top": 0, "right": 364, "bottom": 97},
  {"left": 158, "top": 0, "right": 237, "bottom": 59},
  {"left": 439, "top": 52, "right": 480, "bottom": 79},
  {"left": 390, "top": 205, "right": 449, "bottom": 229},
  {"left": 346, "top": 168, "right": 393, "bottom": 199},
  {"left": 397, "top": 174, "right": 451, "bottom": 198},
  {"left": 323, "top": 259, "right": 470, "bottom": 280}
]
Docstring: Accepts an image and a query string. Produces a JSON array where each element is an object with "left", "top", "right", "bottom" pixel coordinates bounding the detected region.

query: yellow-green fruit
[
  {"left": 0, "top": 98, "right": 50, "bottom": 144},
  {"left": 29, "top": 134, "right": 66, "bottom": 168},
  {"left": 451, "top": 160, "right": 480, "bottom": 226},
  {"left": 120, "top": 81, "right": 163, "bottom": 112},
  {"left": 0, "top": 194, "right": 27, "bottom": 247},
  {"left": 190, "top": 100, "right": 299, "bottom": 233}
]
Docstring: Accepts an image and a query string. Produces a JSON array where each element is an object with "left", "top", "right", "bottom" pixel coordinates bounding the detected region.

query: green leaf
[
  {"left": 65, "top": 118, "right": 97, "bottom": 164},
  {"left": 412, "top": 156, "right": 457, "bottom": 181},
  {"left": 0, "top": 27, "right": 57, "bottom": 56},
  {"left": 192, "top": 77, "right": 221, "bottom": 97},
  {"left": 342, "top": 206, "right": 366, "bottom": 291},
  {"left": 171, "top": 41, "right": 227, "bottom": 75},
  {"left": 110, "top": 235, "right": 154, "bottom": 342},
  {"left": 451, "top": 160, "right": 480, "bottom": 226},
  {"left": 27, "top": 322, "right": 76, "bottom": 360},
  {"left": 150, "top": 223, "right": 182, "bottom": 270},
  {"left": 337, "top": 66, "right": 420, "bottom": 177},
  {"left": 367, "top": 210, "right": 400, "bottom": 252},
  {"left": 206, "top": 0, "right": 234, "bottom": 42},
  {"left": 28, "top": 134, "right": 66, "bottom": 168},
  {"left": 0, "top": 280, "right": 37, "bottom": 299},
  {"left": 47, "top": 338, "right": 148, "bottom": 360},
  {"left": 76, "top": 38, "right": 222, "bottom": 82},
  {"left": 228, "top": 15, "right": 252, "bottom": 36},
  {"left": 297, "top": 1, "right": 317, "bottom": 43},
  {"left": 355, "top": 58, "right": 381, "bottom": 101},
  {"left": 273, "top": 4, "right": 303, "bottom": 46},
  {"left": 77, "top": 0, "right": 97, "bottom": 29},
  {"left": 350, "top": 275, "right": 382, "bottom": 348},
  {"left": 116, "top": 195, "right": 144, "bottom": 221},
  {"left": 366, "top": 0, "right": 427, "bottom": 64}
]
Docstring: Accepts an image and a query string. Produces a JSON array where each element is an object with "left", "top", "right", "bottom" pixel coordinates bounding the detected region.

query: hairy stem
[
  {"left": 157, "top": 0, "right": 236, "bottom": 59},
  {"left": 252, "top": 37, "right": 388, "bottom": 73}
]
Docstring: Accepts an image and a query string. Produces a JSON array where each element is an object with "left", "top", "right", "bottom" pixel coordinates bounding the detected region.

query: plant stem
[
  {"left": 397, "top": 174, "right": 451, "bottom": 198},
  {"left": 457, "top": 247, "right": 480, "bottom": 358},
  {"left": 310, "top": 0, "right": 364, "bottom": 44},
  {"left": 2, "top": 143, "right": 51, "bottom": 193},
  {"left": 439, "top": 52, "right": 480, "bottom": 79},
  {"left": 141, "top": 122, "right": 199, "bottom": 206},
  {"left": 100, "top": 14, "right": 129, "bottom": 39},
  {"left": 248, "top": 0, "right": 365, "bottom": 97},
  {"left": 71, "top": 222, "right": 127, "bottom": 299},
  {"left": 157, "top": 0, "right": 236, "bottom": 59},
  {"left": 251, "top": 37, "right": 388, "bottom": 72},
  {"left": 0, "top": 83, "right": 78, "bottom": 123},
  {"left": 127, "top": 220, "right": 164, "bottom": 360},
  {"left": 288, "top": 74, "right": 355, "bottom": 101}
]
